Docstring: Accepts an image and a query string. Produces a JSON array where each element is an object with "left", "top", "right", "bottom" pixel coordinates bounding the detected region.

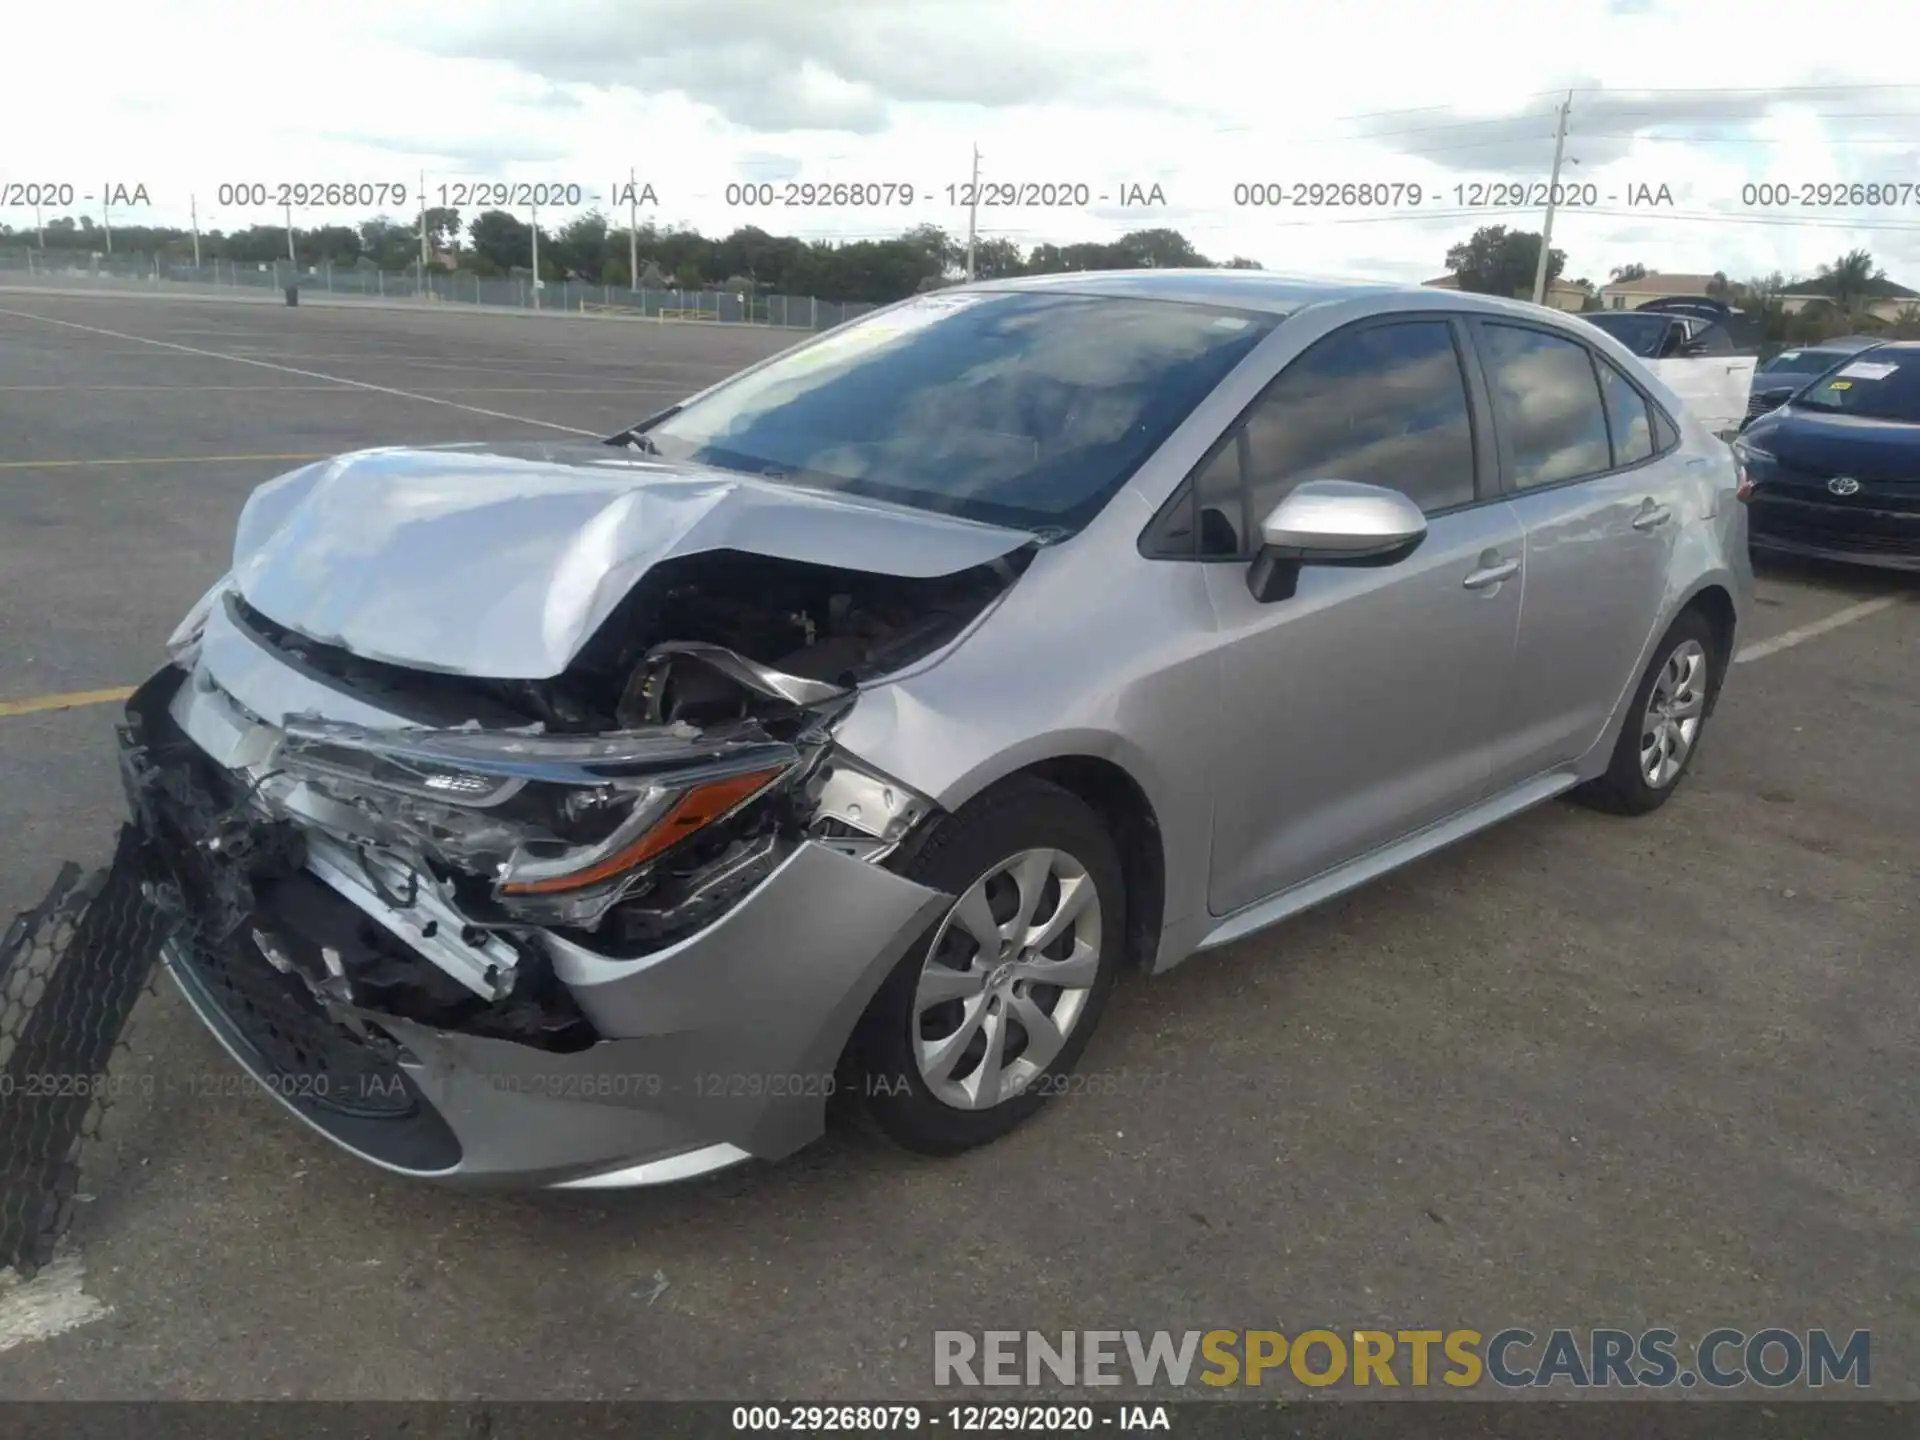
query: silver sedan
[{"left": 120, "top": 270, "right": 1752, "bottom": 1186}]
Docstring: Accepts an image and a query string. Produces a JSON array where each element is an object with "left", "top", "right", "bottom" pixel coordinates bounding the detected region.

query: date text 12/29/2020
[
  {"left": 1229, "top": 180, "right": 1679, "bottom": 208},
  {"left": 720, "top": 181, "right": 1171, "bottom": 209}
]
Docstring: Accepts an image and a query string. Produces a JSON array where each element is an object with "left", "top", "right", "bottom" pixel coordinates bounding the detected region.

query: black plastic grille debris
[
  {"left": 166, "top": 923, "right": 418, "bottom": 1120},
  {"left": 0, "top": 830, "right": 164, "bottom": 1278}
]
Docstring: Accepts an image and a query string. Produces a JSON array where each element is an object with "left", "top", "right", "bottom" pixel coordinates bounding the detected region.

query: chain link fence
[
  {"left": 0, "top": 248, "right": 880, "bottom": 330},
  {"left": 0, "top": 830, "right": 164, "bottom": 1278}
]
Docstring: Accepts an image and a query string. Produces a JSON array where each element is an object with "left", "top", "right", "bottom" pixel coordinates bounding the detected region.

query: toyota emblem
[{"left": 1827, "top": 476, "right": 1862, "bottom": 496}]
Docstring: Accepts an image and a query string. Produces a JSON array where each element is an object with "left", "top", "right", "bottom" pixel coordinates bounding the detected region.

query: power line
[
  {"left": 1570, "top": 82, "right": 1920, "bottom": 96},
  {"left": 1574, "top": 133, "right": 1920, "bottom": 144},
  {"left": 1580, "top": 108, "right": 1920, "bottom": 122},
  {"left": 1547, "top": 206, "right": 1920, "bottom": 232}
]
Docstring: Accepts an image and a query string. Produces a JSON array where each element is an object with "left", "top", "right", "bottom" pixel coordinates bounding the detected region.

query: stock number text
[
  {"left": 217, "top": 182, "right": 411, "bottom": 209},
  {"left": 1742, "top": 181, "right": 1918, "bottom": 207},
  {"left": 725, "top": 181, "right": 917, "bottom": 207},
  {"left": 1234, "top": 181, "right": 1425, "bottom": 207}
]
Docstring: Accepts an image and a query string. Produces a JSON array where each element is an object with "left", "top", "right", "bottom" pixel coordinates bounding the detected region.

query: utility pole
[
  {"left": 102, "top": 194, "right": 113, "bottom": 255},
  {"left": 418, "top": 170, "right": 430, "bottom": 281},
  {"left": 628, "top": 165, "right": 639, "bottom": 291},
  {"left": 965, "top": 143, "right": 980, "bottom": 282},
  {"left": 285, "top": 201, "right": 296, "bottom": 265},
  {"left": 530, "top": 201, "right": 540, "bottom": 309},
  {"left": 190, "top": 194, "right": 201, "bottom": 268},
  {"left": 33, "top": 201, "right": 43, "bottom": 247},
  {"left": 1530, "top": 91, "right": 1572, "bottom": 307}
]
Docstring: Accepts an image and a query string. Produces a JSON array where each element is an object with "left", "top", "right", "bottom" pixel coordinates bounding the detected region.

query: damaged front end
[{"left": 120, "top": 545, "right": 1000, "bottom": 1094}]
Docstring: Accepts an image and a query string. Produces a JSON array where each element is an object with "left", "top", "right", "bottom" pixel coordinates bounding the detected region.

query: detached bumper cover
[{"left": 121, "top": 668, "right": 949, "bottom": 1188}]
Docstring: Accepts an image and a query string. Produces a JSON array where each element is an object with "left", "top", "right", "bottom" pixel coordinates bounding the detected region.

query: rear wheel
[
  {"left": 1575, "top": 610, "right": 1718, "bottom": 816},
  {"left": 853, "top": 777, "right": 1125, "bottom": 1156}
]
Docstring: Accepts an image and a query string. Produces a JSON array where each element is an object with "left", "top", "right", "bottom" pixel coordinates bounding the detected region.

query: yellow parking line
[
  {"left": 0, "top": 451, "right": 327, "bottom": 470},
  {"left": 0, "top": 686, "right": 136, "bottom": 718}
]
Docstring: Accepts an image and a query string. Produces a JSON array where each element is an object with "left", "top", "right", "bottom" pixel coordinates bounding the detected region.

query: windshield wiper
[{"left": 605, "top": 404, "right": 683, "bottom": 454}]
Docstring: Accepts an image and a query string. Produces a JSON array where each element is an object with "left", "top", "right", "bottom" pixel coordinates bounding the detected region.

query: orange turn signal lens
[{"left": 498, "top": 766, "right": 786, "bottom": 896}]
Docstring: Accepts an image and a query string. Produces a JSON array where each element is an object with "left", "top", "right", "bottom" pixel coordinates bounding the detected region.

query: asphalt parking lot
[{"left": 0, "top": 291, "right": 1914, "bottom": 1401}]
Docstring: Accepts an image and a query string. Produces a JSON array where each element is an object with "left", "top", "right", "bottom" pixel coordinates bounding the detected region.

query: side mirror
[
  {"left": 1248, "top": 480, "right": 1429, "bottom": 603},
  {"left": 1680, "top": 339, "right": 1709, "bottom": 357}
]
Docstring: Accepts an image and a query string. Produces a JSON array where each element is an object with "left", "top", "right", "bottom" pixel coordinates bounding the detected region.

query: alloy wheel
[
  {"left": 1640, "top": 638, "right": 1708, "bottom": 789},
  {"left": 912, "top": 848, "right": 1103, "bottom": 1111}
]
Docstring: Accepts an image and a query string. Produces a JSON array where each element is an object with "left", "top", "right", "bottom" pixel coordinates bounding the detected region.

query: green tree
[
  {"left": 552, "top": 210, "right": 610, "bottom": 281},
  {"left": 466, "top": 209, "right": 534, "bottom": 274},
  {"left": 969, "top": 236, "right": 1025, "bottom": 279},
  {"left": 1817, "top": 249, "right": 1883, "bottom": 313},
  {"left": 357, "top": 217, "right": 419, "bottom": 271},
  {"left": 1113, "top": 228, "right": 1207, "bottom": 269},
  {"left": 1609, "top": 262, "right": 1648, "bottom": 283},
  {"left": 1444, "top": 226, "right": 1564, "bottom": 298},
  {"left": 422, "top": 207, "right": 461, "bottom": 253}
]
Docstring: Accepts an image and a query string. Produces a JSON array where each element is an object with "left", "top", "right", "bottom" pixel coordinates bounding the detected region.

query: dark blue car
[
  {"left": 1741, "top": 336, "right": 1883, "bottom": 428},
  {"left": 1734, "top": 341, "right": 1920, "bottom": 571}
]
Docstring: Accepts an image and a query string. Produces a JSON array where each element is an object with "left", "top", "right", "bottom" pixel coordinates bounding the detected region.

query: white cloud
[{"left": 2, "top": 0, "right": 1917, "bottom": 287}]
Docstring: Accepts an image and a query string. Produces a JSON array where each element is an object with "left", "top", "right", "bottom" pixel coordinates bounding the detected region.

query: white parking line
[
  {"left": 1734, "top": 596, "right": 1904, "bottom": 664},
  {"left": 0, "top": 307, "right": 599, "bottom": 437},
  {"left": 0, "top": 1253, "right": 110, "bottom": 1352}
]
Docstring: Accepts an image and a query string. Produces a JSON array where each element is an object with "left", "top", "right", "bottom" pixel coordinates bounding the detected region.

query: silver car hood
[{"left": 230, "top": 441, "right": 1037, "bottom": 679}]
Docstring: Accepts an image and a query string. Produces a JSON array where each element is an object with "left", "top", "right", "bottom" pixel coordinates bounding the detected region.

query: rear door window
[{"left": 1477, "top": 323, "right": 1614, "bottom": 489}]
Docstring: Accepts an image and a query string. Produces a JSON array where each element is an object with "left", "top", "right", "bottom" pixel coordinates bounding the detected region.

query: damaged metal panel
[{"left": 227, "top": 443, "right": 1038, "bottom": 680}]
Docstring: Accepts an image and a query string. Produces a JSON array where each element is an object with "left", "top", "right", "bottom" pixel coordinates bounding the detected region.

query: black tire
[
  {"left": 1575, "top": 609, "right": 1720, "bottom": 817},
  {"left": 852, "top": 776, "right": 1126, "bottom": 1156}
]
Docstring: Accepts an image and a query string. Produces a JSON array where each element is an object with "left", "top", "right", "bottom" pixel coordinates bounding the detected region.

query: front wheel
[
  {"left": 1575, "top": 610, "right": 1719, "bottom": 816},
  {"left": 852, "top": 776, "right": 1126, "bottom": 1156}
]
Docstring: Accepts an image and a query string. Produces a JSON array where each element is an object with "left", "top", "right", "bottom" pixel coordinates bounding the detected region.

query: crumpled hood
[{"left": 231, "top": 441, "right": 1037, "bottom": 679}]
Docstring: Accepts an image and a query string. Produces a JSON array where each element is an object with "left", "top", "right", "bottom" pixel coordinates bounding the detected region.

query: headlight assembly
[{"left": 273, "top": 718, "right": 802, "bottom": 926}]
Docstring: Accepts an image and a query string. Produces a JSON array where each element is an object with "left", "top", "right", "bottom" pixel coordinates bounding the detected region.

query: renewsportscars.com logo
[{"left": 933, "top": 1328, "right": 1871, "bottom": 1391}]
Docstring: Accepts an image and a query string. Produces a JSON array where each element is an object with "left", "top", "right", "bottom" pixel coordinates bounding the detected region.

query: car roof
[
  {"left": 1789, "top": 335, "right": 1884, "bottom": 353},
  {"left": 959, "top": 268, "right": 1466, "bottom": 317}
]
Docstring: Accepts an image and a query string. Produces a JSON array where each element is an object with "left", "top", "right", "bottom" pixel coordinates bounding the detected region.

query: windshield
[
  {"left": 1762, "top": 348, "right": 1846, "bottom": 375},
  {"left": 1792, "top": 353, "right": 1919, "bottom": 422},
  {"left": 1584, "top": 312, "right": 1672, "bottom": 358},
  {"left": 635, "top": 291, "right": 1280, "bottom": 532}
]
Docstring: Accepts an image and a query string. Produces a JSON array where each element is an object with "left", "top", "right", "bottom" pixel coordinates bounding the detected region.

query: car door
[
  {"left": 1150, "top": 314, "right": 1526, "bottom": 919},
  {"left": 1466, "top": 318, "right": 1685, "bottom": 788}
]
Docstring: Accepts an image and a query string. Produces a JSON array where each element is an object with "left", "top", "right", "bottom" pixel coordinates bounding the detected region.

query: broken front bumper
[{"left": 120, "top": 663, "right": 948, "bottom": 1188}]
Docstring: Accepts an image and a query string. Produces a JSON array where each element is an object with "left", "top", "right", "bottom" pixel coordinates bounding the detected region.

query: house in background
[
  {"left": 1776, "top": 277, "right": 1919, "bottom": 323},
  {"left": 1596, "top": 272, "right": 1723, "bottom": 310},
  {"left": 1422, "top": 273, "right": 1592, "bottom": 312}
]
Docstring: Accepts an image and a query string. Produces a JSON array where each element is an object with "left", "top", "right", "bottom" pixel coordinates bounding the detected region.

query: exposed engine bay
[
  {"left": 236, "top": 548, "right": 1025, "bottom": 737},
  {"left": 133, "top": 546, "right": 1028, "bottom": 1055}
]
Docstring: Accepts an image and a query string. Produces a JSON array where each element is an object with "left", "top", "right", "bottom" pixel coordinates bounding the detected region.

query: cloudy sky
[{"left": 4, "top": 0, "right": 1919, "bottom": 287}]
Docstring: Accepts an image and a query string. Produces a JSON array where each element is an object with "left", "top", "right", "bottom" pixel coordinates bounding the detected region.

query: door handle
[
  {"left": 1632, "top": 503, "right": 1673, "bottom": 531},
  {"left": 1462, "top": 558, "right": 1519, "bottom": 590}
]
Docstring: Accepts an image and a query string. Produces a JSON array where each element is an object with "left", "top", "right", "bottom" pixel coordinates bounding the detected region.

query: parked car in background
[
  {"left": 1734, "top": 340, "right": 1920, "bottom": 571},
  {"left": 119, "top": 272, "right": 1751, "bottom": 1190},
  {"left": 1742, "top": 336, "right": 1884, "bottom": 430},
  {"left": 1632, "top": 297, "right": 1762, "bottom": 355},
  {"left": 1583, "top": 307, "right": 1759, "bottom": 437},
  {"left": 1582, "top": 309, "right": 1719, "bottom": 360}
]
